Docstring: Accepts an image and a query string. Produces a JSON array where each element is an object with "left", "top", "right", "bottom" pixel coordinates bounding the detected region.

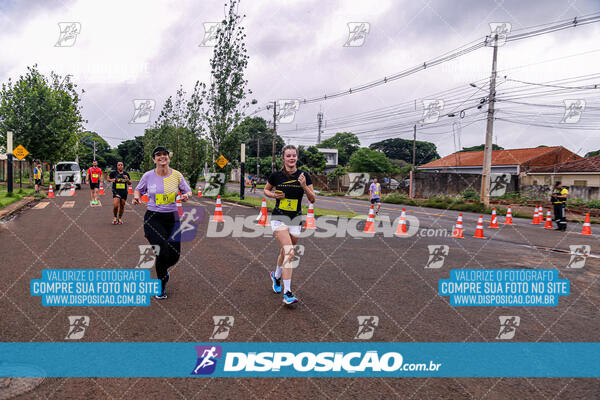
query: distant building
[
  {"left": 523, "top": 154, "right": 600, "bottom": 187},
  {"left": 418, "top": 146, "right": 580, "bottom": 175},
  {"left": 317, "top": 148, "right": 338, "bottom": 172}
]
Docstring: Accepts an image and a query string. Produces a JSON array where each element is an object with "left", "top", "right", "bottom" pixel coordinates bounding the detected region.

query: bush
[
  {"left": 586, "top": 200, "right": 600, "bottom": 209},
  {"left": 461, "top": 188, "right": 479, "bottom": 200}
]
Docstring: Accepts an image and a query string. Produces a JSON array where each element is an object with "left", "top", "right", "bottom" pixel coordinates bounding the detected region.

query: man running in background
[
  {"left": 369, "top": 177, "right": 382, "bottom": 216},
  {"left": 106, "top": 161, "right": 131, "bottom": 224},
  {"left": 86, "top": 160, "right": 103, "bottom": 205},
  {"left": 33, "top": 161, "right": 43, "bottom": 193}
]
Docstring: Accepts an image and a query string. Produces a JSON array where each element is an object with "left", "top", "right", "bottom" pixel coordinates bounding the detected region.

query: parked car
[{"left": 54, "top": 162, "right": 81, "bottom": 190}]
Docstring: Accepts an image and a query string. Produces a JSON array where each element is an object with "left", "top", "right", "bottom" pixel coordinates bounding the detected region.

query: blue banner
[{"left": 0, "top": 342, "right": 598, "bottom": 377}]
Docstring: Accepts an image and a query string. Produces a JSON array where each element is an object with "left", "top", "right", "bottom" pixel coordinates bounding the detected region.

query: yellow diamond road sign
[
  {"left": 13, "top": 144, "right": 29, "bottom": 160},
  {"left": 216, "top": 155, "right": 228, "bottom": 168}
]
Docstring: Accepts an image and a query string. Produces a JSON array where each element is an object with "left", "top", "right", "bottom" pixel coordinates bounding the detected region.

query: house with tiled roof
[
  {"left": 522, "top": 154, "right": 600, "bottom": 188},
  {"left": 418, "top": 146, "right": 581, "bottom": 176}
]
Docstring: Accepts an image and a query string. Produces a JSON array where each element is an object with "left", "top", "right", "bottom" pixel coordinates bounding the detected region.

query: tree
[
  {"left": 459, "top": 144, "right": 504, "bottom": 152},
  {"left": 78, "top": 131, "right": 113, "bottom": 169},
  {"left": 317, "top": 132, "right": 360, "bottom": 166},
  {"left": 585, "top": 150, "right": 600, "bottom": 158},
  {"left": 230, "top": 117, "right": 285, "bottom": 158},
  {"left": 298, "top": 146, "right": 326, "bottom": 173},
  {"left": 369, "top": 138, "right": 439, "bottom": 165},
  {"left": 349, "top": 148, "right": 393, "bottom": 172},
  {"left": 0, "top": 65, "right": 85, "bottom": 181},
  {"left": 117, "top": 136, "right": 144, "bottom": 170},
  {"left": 204, "top": 0, "right": 251, "bottom": 161},
  {"left": 246, "top": 156, "right": 282, "bottom": 178}
]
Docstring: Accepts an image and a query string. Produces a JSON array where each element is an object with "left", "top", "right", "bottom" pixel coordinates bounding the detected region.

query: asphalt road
[{"left": 1, "top": 186, "right": 599, "bottom": 399}]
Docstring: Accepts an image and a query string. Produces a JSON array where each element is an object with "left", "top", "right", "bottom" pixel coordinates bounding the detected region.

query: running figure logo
[
  {"left": 425, "top": 245, "right": 449, "bottom": 269},
  {"left": 354, "top": 316, "right": 379, "bottom": 340},
  {"left": 496, "top": 316, "right": 520, "bottom": 340},
  {"left": 209, "top": 316, "right": 234, "bottom": 340},
  {"left": 422, "top": 100, "right": 445, "bottom": 124},
  {"left": 344, "top": 22, "right": 370, "bottom": 47},
  {"left": 169, "top": 208, "right": 203, "bottom": 242},
  {"left": 489, "top": 174, "right": 510, "bottom": 197},
  {"left": 567, "top": 245, "right": 590, "bottom": 269},
  {"left": 55, "top": 22, "right": 81, "bottom": 47},
  {"left": 191, "top": 345, "right": 222, "bottom": 375},
  {"left": 129, "top": 99, "right": 156, "bottom": 124},
  {"left": 137, "top": 245, "right": 160, "bottom": 269},
  {"left": 199, "top": 22, "right": 223, "bottom": 47},
  {"left": 561, "top": 99, "right": 585, "bottom": 124},
  {"left": 488, "top": 22, "right": 511, "bottom": 46},
  {"left": 203, "top": 173, "right": 225, "bottom": 197},
  {"left": 277, "top": 100, "right": 300, "bottom": 124},
  {"left": 346, "top": 173, "right": 370, "bottom": 197},
  {"left": 65, "top": 316, "right": 90, "bottom": 340}
]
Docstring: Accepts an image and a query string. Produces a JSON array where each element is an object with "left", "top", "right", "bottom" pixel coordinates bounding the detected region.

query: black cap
[{"left": 152, "top": 146, "right": 169, "bottom": 157}]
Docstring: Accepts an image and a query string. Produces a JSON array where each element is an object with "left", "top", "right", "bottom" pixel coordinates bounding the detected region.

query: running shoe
[
  {"left": 270, "top": 272, "right": 282, "bottom": 294},
  {"left": 154, "top": 291, "right": 167, "bottom": 300},
  {"left": 117, "top": 218, "right": 123, "bottom": 225},
  {"left": 283, "top": 291, "right": 298, "bottom": 305},
  {"left": 154, "top": 273, "right": 169, "bottom": 300},
  {"left": 112, "top": 217, "right": 118, "bottom": 225}
]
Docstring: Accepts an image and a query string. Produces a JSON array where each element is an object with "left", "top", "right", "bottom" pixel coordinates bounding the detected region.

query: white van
[{"left": 54, "top": 162, "right": 82, "bottom": 190}]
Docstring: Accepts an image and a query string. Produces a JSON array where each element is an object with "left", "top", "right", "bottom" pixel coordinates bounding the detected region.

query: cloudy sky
[{"left": 2, "top": 0, "right": 600, "bottom": 158}]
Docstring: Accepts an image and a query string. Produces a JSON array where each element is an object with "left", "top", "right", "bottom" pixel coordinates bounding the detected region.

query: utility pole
[
  {"left": 317, "top": 111, "right": 323, "bottom": 144},
  {"left": 481, "top": 33, "right": 499, "bottom": 207},
  {"left": 257, "top": 138, "right": 260, "bottom": 180},
  {"left": 410, "top": 125, "right": 417, "bottom": 198},
  {"left": 93, "top": 139, "right": 96, "bottom": 161},
  {"left": 6, "top": 131, "right": 13, "bottom": 194},
  {"left": 272, "top": 101, "right": 277, "bottom": 172},
  {"left": 240, "top": 143, "right": 245, "bottom": 200}
]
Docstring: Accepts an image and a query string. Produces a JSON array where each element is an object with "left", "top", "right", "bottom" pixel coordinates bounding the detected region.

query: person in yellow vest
[
  {"left": 33, "top": 162, "right": 43, "bottom": 193},
  {"left": 551, "top": 181, "right": 568, "bottom": 231},
  {"left": 369, "top": 177, "right": 382, "bottom": 216}
]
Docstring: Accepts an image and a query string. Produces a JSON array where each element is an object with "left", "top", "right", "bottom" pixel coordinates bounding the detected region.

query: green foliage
[
  {"left": 459, "top": 144, "right": 504, "bottom": 152},
  {"left": 327, "top": 165, "right": 348, "bottom": 178},
  {"left": 316, "top": 132, "right": 360, "bottom": 166},
  {"left": 204, "top": 0, "right": 251, "bottom": 157},
  {"left": 0, "top": 65, "right": 85, "bottom": 180},
  {"left": 461, "top": 188, "right": 480, "bottom": 200},
  {"left": 78, "top": 131, "right": 116, "bottom": 169},
  {"left": 231, "top": 117, "right": 285, "bottom": 158},
  {"left": 117, "top": 136, "right": 144, "bottom": 171},
  {"left": 246, "top": 156, "right": 282, "bottom": 178},
  {"left": 585, "top": 149, "right": 600, "bottom": 158},
  {"left": 369, "top": 138, "right": 440, "bottom": 165},
  {"left": 298, "top": 146, "right": 326, "bottom": 173},
  {"left": 349, "top": 148, "right": 393, "bottom": 173},
  {"left": 587, "top": 200, "right": 600, "bottom": 209}
]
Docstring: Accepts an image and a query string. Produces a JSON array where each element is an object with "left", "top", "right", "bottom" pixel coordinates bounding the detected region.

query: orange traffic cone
[
  {"left": 473, "top": 215, "right": 486, "bottom": 239},
  {"left": 394, "top": 208, "right": 408, "bottom": 236},
  {"left": 452, "top": 213, "right": 464, "bottom": 238},
  {"left": 257, "top": 198, "right": 269, "bottom": 226},
  {"left": 128, "top": 184, "right": 133, "bottom": 195},
  {"left": 212, "top": 195, "right": 224, "bottom": 222},
  {"left": 197, "top": 185, "right": 203, "bottom": 198},
  {"left": 69, "top": 183, "right": 76, "bottom": 196},
  {"left": 581, "top": 213, "right": 592, "bottom": 235},
  {"left": 504, "top": 206, "right": 513, "bottom": 225},
  {"left": 99, "top": 181, "right": 105, "bottom": 195},
  {"left": 544, "top": 210, "right": 553, "bottom": 229},
  {"left": 303, "top": 202, "right": 316, "bottom": 229},
  {"left": 489, "top": 208, "right": 499, "bottom": 228},
  {"left": 363, "top": 205, "right": 375, "bottom": 233},
  {"left": 48, "top": 184, "right": 55, "bottom": 198},
  {"left": 531, "top": 206, "right": 540, "bottom": 224},
  {"left": 141, "top": 193, "right": 149, "bottom": 203},
  {"left": 176, "top": 191, "right": 183, "bottom": 217}
]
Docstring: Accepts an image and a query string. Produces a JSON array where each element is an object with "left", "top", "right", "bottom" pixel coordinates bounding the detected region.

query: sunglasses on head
[{"left": 154, "top": 151, "right": 169, "bottom": 157}]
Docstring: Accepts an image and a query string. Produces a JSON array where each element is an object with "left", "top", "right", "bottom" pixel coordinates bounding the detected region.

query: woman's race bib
[
  {"left": 116, "top": 183, "right": 126, "bottom": 189},
  {"left": 278, "top": 198, "right": 298, "bottom": 212},
  {"left": 155, "top": 193, "right": 176, "bottom": 205}
]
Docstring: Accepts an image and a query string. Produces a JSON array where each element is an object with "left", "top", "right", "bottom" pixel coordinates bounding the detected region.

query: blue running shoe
[
  {"left": 283, "top": 291, "right": 298, "bottom": 305},
  {"left": 270, "top": 272, "right": 282, "bottom": 294}
]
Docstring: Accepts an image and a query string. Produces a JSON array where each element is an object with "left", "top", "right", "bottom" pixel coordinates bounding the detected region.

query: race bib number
[
  {"left": 155, "top": 193, "right": 176, "bottom": 205},
  {"left": 116, "top": 183, "right": 126, "bottom": 189},
  {"left": 92, "top": 174, "right": 99, "bottom": 178},
  {"left": 278, "top": 198, "right": 298, "bottom": 212}
]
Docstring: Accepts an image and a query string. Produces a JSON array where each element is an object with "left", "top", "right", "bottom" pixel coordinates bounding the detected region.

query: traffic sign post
[{"left": 13, "top": 145, "right": 29, "bottom": 190}]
